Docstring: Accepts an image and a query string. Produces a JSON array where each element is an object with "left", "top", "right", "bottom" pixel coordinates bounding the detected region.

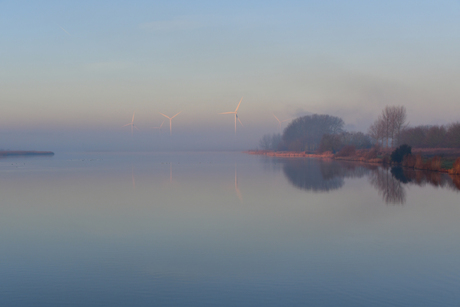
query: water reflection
[
  {"left": 390, "top": 166, "right": 458, "bottom": 190},
  {"left": 281, "top": 158, "right": 370, "bottom": 192},
  {"left": 369, "top": 167, "right": 405, "bottom": 205},
  {"left": 264, "top": 157, "right": 459, "bottom": 205},
  {"left": 235, "top": 164, "right": 242, "bottom": 201}
]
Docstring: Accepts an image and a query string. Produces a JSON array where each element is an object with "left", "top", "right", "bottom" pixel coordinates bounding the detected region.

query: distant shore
[{"left": 0, "top": 151, "right": 54, "bottom": 157}]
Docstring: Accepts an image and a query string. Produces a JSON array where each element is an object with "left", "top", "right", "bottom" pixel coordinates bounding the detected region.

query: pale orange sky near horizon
[{"left": 1, "top": 1, "right": 460, "bottom": 151}]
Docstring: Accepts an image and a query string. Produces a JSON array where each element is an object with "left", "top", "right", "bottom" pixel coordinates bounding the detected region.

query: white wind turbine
[
  {"left": 159, "top": 112, "right": 181, "bottom": 136},
  {"left": 123, "top": 112, "right": 140, "bottom": 135},
  {"left": 273, "top": 113, "right": 291, "bottom": 130},
  {"left": 220, "top": 97, "right": 244, "bottom": 135},
  {"left": 153, "top": 120, "right": 165, "bottom": 132}
]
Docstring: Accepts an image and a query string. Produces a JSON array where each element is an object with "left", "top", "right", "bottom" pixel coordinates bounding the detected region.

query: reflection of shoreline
[
  {"left": 263, "top": 157, "right": 459, "bottom": 205},
  {"left": 248, "top": 150, "right": 460, "bottom": 175}
]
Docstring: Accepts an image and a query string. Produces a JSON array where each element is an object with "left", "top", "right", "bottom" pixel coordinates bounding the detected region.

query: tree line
[
  {"left": 259, "top": 114, "right": 372, "bottom": 152},
  {"left": 259, "top": 106, "right": 460, "bottom": 152},
  {"left": 398, "top": 123, "right": 460, "bottom": 148}
]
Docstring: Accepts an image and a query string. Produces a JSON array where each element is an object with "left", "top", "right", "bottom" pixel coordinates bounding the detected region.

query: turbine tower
[
  {"left": 122, "top": 112, "right": 140, "bottom": 135},
  {"left": 220, "top": 97, "right": 244, "bottom": 135},
  {"left": 159, "top": 112, "right": 181, "bottom": 136},
  {"left": 153, "top": 120, "right": 165, "bottom": 132}
]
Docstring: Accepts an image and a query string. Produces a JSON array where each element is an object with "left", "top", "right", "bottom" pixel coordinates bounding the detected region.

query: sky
[{"left": 1, "top": 0, "right": 460, "bottom": 151}]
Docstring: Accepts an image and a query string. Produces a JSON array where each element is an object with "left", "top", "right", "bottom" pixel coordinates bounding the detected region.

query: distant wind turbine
[
  {"left": 273, "top": 113, "right": 291, "bottom": 130},
  {"left": 123, "top": 112, "right": 140, "bottom": 135},
  {"left": 153, "top": 120, "right": 165, "bottom": 132},
  {"left": 220, "top": 97, "right": 243, "bottom": 135},
  {"left": 159, "top": 112, "right": 181, "bottom": 136}
]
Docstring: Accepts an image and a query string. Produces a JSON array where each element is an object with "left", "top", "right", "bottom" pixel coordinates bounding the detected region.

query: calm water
[{"left": 1, "top": 152, "right": 459, "bottom": 306}]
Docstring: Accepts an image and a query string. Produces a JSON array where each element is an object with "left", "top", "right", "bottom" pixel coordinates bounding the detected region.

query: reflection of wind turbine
[
  {"left": 159, "top": 112, "right": 181, "bottom": 136},
  {"left": 220, "top": 97, "right": 244, "bottom": 135},
  {"left": 132, "top": 167, "right": 135, "bottom": 189},
  {"left": 235, "top": 164, "right": 242, "bottom": 201},
  {"left": 123, "top": 112, "right": 140, "bottom": 135},
  {"left": 273, "top": 113, "right": 291, "bottom": 130},
  {"left": 153, "top": 120, "right": 165, "bottom": 132}
]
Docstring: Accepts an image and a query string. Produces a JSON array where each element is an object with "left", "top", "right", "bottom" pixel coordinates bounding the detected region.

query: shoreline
[
  {"left": 0, "top": 151, "right": 54, "bottom": 157},
  {"left": 244, "top": 150, "right": 460, "bottom": 175}
]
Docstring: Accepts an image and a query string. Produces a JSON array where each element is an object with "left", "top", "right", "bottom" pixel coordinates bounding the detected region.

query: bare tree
[
  {"left": 369, "top": 106, "right": 407, "bottom": 148},
  {"left": 259, "top": 135, "right": 271, "bottom": 150},
  {"left": 382, "top": 107, "right": 393, "bottom": 148},
  {"left": 392, "top": 106, "right": 407, "bottom": 146},
  {"left": 369, "top": 115, "right": 386, "bottom": 146}
]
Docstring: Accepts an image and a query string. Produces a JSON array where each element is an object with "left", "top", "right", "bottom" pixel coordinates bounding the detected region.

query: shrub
[
  {"left": 317, "top": 134, "right": 343, "bottom": 153},
  {"left": 391, "top": 144, "right": 412, "bottom": 163},
  {"left": 336, "top": 145, "right": 356, "bottom": 157},
  {"left": 364, "top": 146, "right": 379, "bottom": 159}
]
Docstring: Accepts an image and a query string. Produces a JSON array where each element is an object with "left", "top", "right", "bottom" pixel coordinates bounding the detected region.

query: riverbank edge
[{"left": 244, "top": 150, "right": 460, "bottom": 175}]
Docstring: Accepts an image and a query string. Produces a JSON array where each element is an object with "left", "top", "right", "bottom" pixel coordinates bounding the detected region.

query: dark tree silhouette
[{"left": 282, "top": 114, "right": 344, "bottom": 152}]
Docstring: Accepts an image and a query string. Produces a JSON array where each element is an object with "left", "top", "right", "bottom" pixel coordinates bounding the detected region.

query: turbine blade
[
  {"left": 134, "top": 125, "right": 140, "bottom": 131},
  {"left": 238, "top": 117, "right": 244, "bottom": 127},
  {"left": 273, "top": 114, "right": 281, "bottom": 123},
  {"left": 122, "top": 123, "right": 132, "bottom": 127},
  {"left": 171, "top": 112, "right": 181, "bottom": 119},
  {"left": 159, "top": 113, "right": 171, "bottom": 119},
  {"left": 235, "top": 188, "right": 242, "bottom": 201},
  {"left": 160, "top": 120, "right": 165, "bottom": 128},
  {"left": 58, "top": 24, "right": 71, "bottom": 36},
  {"left": 235, "top": 97, "right": 243, "bottom": 112}
]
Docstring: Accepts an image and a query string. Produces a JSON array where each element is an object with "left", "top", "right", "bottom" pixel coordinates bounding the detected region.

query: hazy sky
[{"left": 1, "top": 0, "right": 460, "bottom": 151}]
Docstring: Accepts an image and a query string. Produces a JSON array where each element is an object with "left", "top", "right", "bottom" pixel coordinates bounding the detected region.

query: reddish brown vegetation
[
  {"left": 247, "top": 147, "right": 460, "bottom": 175},
  {"left": 336, "top": 145, "right": 356, "bottom": 157},
  {"left": 449, "top": 158, "right": 460, "bottom": 175}
]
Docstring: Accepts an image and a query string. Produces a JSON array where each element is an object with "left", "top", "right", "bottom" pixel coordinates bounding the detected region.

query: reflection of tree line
[
  {"left": 280, "top": 159, "right": 371, "bottom": 192},
  {"left": 270, "top": 158, "right": 460, "bottom": 205},
  {"left": 369, "top": 167, "right": 460, "bottom": 205}
]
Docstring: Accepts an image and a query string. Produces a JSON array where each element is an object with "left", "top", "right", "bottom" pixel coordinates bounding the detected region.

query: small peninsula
[{"left": 0, "top": 151, "right": 54, "bottom": 157}]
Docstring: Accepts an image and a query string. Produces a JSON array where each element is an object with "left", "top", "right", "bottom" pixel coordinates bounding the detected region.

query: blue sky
[{"left": 1, "top": 1, "right": 460, "bottom": 151}]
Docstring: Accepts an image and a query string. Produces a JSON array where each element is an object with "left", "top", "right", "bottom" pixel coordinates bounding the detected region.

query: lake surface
[{"left": 1, "top": 152, "right": 459, "bottom": 306}]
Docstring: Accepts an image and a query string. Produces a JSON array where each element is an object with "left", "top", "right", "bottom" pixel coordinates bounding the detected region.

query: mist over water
[{"left": 1, "top": 152, "right": 459, "bottom": 306}]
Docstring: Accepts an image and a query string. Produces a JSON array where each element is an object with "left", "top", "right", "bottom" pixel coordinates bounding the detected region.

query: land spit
[{"left": 0, "top": 151, "right": 54, "bottom": 157}]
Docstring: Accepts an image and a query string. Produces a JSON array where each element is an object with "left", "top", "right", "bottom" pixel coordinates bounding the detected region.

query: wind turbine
[
  {"left": 159, "top": 112, "right": 181, "bottom": 136},
  {"left": 273, "top": 113, "right": 291, "bottom": 130},
  {"left": 220, "top": 97, "right": 244, "bottom": 135},
  {"left": 122, "top": 112, "right": 140, "bottom": 135},
  {"left": 153, "top": 120, "right": 165, "bottom": 132},
  {"left": 132, "top": 167, "right": 135, "bottom": 189}
]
